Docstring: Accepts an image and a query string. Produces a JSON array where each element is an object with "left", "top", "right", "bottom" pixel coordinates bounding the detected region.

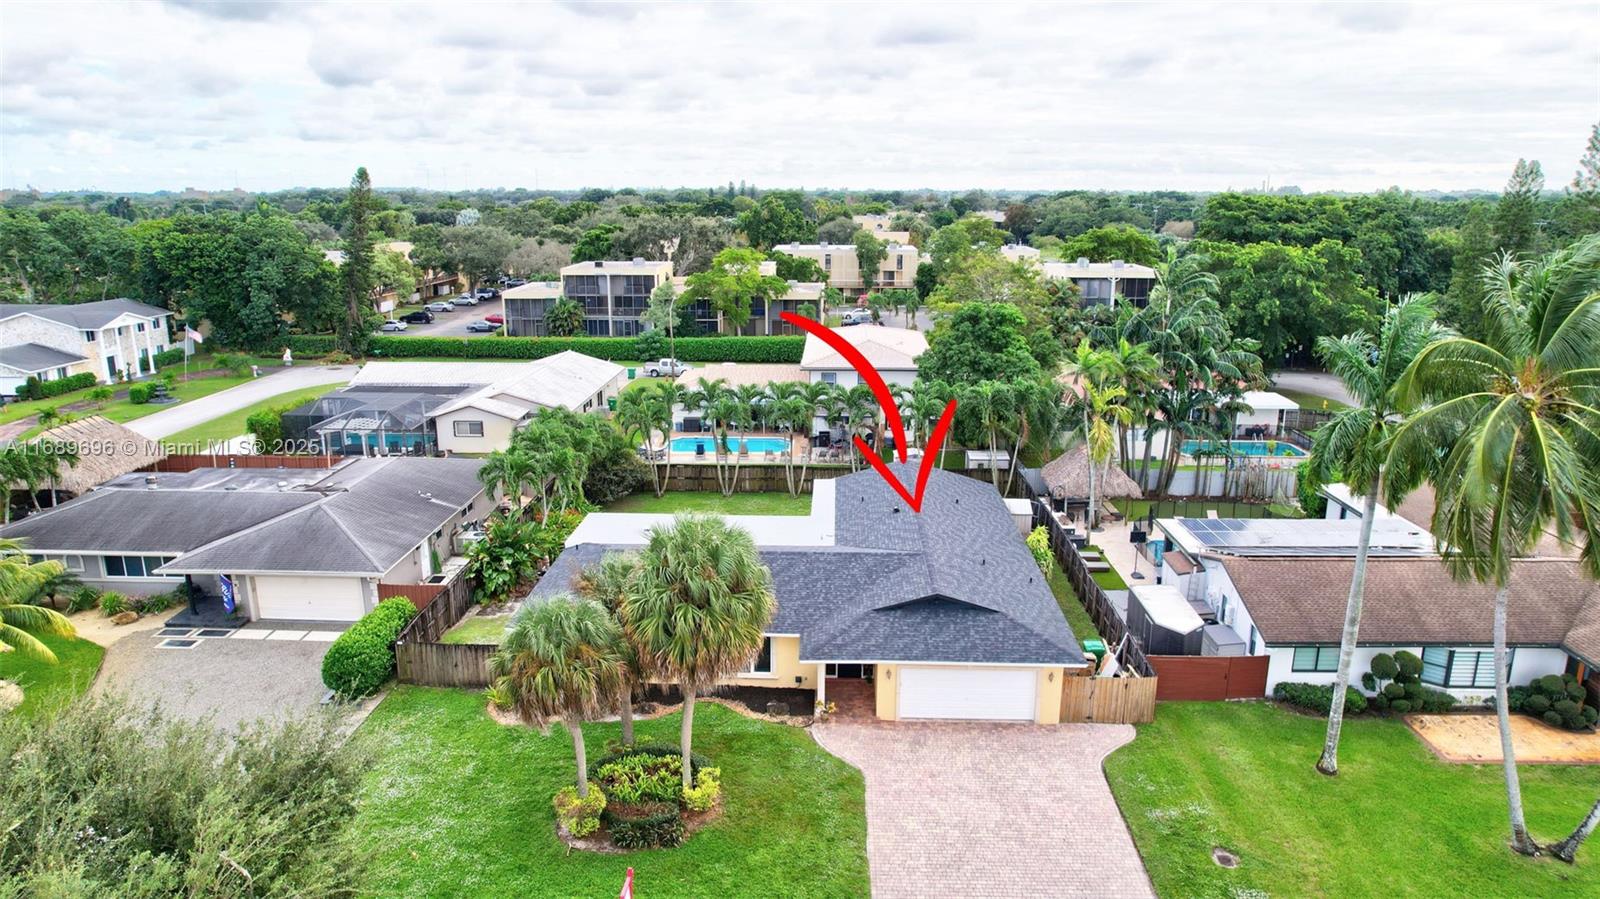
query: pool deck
[{"left": 657, "top": 431, "right": 813, "bottom": 464}]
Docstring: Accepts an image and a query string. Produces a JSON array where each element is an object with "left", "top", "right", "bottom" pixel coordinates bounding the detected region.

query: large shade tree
[
  {"left": 1307, "top": 294, "right": 1443, "bottom": 776},
  {"left": 1384, "top": 235, "right": 1600, "bottom": 856},
  {"left": 489, "top": 594, "right": 628, "bottom": 799},
  {"left": 624, "top": 515, "right": 775, "bottom": 789}
]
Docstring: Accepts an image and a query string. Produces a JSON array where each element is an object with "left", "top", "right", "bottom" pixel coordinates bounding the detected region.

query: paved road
[
  {"left": 127, "top": 365, "right": 357, "bottom": 440},
  {"left": 814, "top": 720, "right": 1154, "bottom": 899},
  {"left": 396, "top": 298, "right": 504, "bottom": 337},
  {"left": 1271, "top": 370, "right": 1355, "bottom": 407}
]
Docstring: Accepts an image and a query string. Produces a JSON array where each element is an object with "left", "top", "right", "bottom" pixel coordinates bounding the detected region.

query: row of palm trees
[
  {"left": 0, "top": 442, "right": 80, "bottom": 524},
  {"left": 489, "top": 514, "right": 775, "bottom": 798},
  {"left": 1310, "top": 235, "right": 1600, "bottom": 860}
]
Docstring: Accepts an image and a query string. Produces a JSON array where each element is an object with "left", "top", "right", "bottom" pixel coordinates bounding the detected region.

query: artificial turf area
[
  {"left": 604, "top": 490, "right": 812, "bottom": 516},
  {"left": 351, "top": 687, "right": 869, "bottom": 898},
  {"left": 1105, "top": 701, "right": 1600, "bottom": 898}
]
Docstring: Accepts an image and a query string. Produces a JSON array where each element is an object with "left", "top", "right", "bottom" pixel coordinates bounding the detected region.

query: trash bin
[
  {"left": 1081, "top": 639, "right": 1107, "bottom": 662},
  {"left": 607, "top": 396, "right": 618, "bottom": 411},
  {"left": 627, "top": 367, "right": 637, "bottom": 380}
]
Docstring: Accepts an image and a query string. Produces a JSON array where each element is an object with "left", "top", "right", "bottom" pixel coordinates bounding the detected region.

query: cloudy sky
[{"left": 2, "top": 0, "right": 1596, "bottom": 194}]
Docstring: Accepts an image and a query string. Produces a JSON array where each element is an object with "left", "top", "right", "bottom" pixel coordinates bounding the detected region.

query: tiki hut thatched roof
[
  {"left": 1041, "top": 445, "right": 1143, "bottom": 502},
  {"left": 31, "top": 416, "right": 166, "bottom": 497}
]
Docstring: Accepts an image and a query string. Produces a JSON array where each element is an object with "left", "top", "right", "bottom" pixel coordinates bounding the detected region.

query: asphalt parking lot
[{"left": 394, "top": 297, "right": 504, "bottom": 337}]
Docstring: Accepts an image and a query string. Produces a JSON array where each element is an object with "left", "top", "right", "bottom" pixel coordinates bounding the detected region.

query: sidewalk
[{"left": 126, "top": 365, "right": 356, "bottom": 439}]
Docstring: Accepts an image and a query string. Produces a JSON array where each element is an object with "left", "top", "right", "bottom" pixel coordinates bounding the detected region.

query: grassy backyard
[
  {"left": 351, "top": 687, "right": 869, "bottom": 898},
  {"left": 1082, "top": 544, "right": 1130, "bottom": 592},
  {"left": 0, "top": 632, "right": 105, "bottom": 719},
  {"left": 1106, "top": 702, "right": 1600, "bottom": 898},
  {"left": 605, "top": 491, "right": 811, "bottom": 516},
  {"left": 159, "top": 383, "right": 342, "bottom": 448},
  {"left": 1273, "top": 387, "right": 1352, "bottom": 412},
  {"left": 440, "top": 614, "right": 509, "bottom": 645},
  {"left": 1044, "top": 562, "right": 1104, "bottom": 645}
]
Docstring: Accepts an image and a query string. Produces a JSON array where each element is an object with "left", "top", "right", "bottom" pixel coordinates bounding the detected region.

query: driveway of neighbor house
[
  {"left": 125, "top": 364, "right": 358, "bottom": 440},
  {"left": 91, "top": 628, "right": 357, "bottom": 732},
  {"left": 813, "top": 720, "right": 1155, "bottom": 899}
]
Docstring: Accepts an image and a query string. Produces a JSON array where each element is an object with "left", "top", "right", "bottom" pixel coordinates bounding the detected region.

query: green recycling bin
[
  {"left": 1081, "top": 639, "right": 1107, "bottom": 662},
  {"left": 607, "top": 396, "right": 618, "bottom": 411},
  {"left": 627, "top": 367, "right": 637, "bottom": 380}
]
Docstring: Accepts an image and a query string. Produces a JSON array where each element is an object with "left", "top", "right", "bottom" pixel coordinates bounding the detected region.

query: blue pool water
[
  {"left": 670, "top": 436, "right": 791, "bottom": 454},
  {"left": 1181, "top": 439, "right": 1306, "bottom": 458}
]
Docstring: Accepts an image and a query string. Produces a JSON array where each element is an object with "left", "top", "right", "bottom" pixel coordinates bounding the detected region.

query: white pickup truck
[{"left": 643, "top": 358, "right": 690, "bottom": 378}]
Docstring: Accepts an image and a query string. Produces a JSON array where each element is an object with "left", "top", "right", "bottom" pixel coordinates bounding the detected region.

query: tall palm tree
[
  {"left": 1384, "top": 237, "right": 1600, "bottom": 856},
  {"left": 574, "top": 552, "right": 648, "bottom": 747},
  {"left": 0, "top": 539, "right": 76, "bottom": 662},
  {"left": 617, "top": 384, "right": 671, "bottom": 499},
  {"left": 1308, "top": 294, "right": 1443, "bottom": 776},
  {"left": 489, "top": 594, "right": 628, "bottom": 799},
  {"left": 843, "top": 384, "right": 881, "bottom": 471},
  {"left": 1002, "top": 379, "right": 1059, "bottom": 495},
  {"left": 624, "top": 514, "right": 775, "bottom": 790},
  {"left": 1062, "top": 341, "right": 1126, "bottom": 524}
]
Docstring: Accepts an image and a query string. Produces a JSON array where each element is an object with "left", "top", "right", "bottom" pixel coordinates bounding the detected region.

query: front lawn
[
  {"left": 1106, "top": 702, "right": 1600, "bottom": 898},
  {"left": 160, "top": 383, "right": 341, "bottom": 448},
  {"left": 351, "top": 687, "right": 869, "bottom": 898},
  {"left": 0, "top": 632, "right": 105, "bottom": 719},
  {"left": 605, "top": 491, "right": 811, "bottom": 516},
  {"left": 440, "top": 614, "right": 509, "bottom": 645}
]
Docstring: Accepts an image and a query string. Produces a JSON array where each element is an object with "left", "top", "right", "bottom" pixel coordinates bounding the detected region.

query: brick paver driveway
[{"left": 813, "top": 720, "right": 1154, "bottom": 899}]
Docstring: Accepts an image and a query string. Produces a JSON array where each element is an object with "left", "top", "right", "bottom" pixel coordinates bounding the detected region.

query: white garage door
[
  {"left": 252, "top": 576, "right": 366, "bottom": 622},
  {"left": 898, "top": 666, "right": 1038, "bottom": 721}
]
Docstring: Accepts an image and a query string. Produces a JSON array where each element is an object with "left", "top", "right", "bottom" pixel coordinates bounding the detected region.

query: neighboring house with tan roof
[
  {"left": 1149, "top": 514, "right": 1597, "bottom": 701},
  {"left": 799, "top": 325, "right": 926, "bottom": 446}
]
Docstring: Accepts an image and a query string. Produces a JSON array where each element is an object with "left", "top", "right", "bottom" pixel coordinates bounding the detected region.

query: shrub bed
[
  {"left": 1273, "top": 682, "right": 1369, "bottom": 716},
  {"left": 320, "top": 597, "right": 418, "bottom": 698},
  {"left": 127, "top": 383, "right": 154, "bottom": 404},
  {"left": 19, "top": 371, "right": 98, "bottom": 400},
  {"left": 583, "top": 744, "right": 722, "bottom": 850},
  {"left": 1505, "top": 674, "right": 1598, "bottom": 730},
  {"left": 605, "top": 801, "right": 685, "bottom": 849}
]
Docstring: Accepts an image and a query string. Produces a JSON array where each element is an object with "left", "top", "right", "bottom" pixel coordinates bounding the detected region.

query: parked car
[
  {"left": 643, "top": 358, "right": 690, "bottom": 377},
  {"left": 380, "top": 320, "right": 409, "bottom": 332},
  {"left": 484, "top": 313, "right": 504, "bottom": 324},
  {"left": 400, "top": 310, "right": 434, "bottom": 324},
  {"left": 466, "top": 320, "right": 500, "bottom": 332},
  {"left": 503, "top": 278, "right": 527, "bottom": 288},
  {"left": 424, "top": 301, "right": 456, "bottom": 313},
  {"left": 454, "top": 293, "right": 479, "bottom": 306},
  {"left": 473, "top": 287, "right": 499, "bottom": 301},
  {"left": 839, "top": 308, "right": 874, "bottom": 326}
]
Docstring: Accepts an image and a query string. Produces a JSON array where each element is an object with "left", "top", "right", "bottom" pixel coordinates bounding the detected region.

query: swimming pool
[
  {"left": 1181, "top": 439, "right": 1307, "bottom": 458},
  {"left": 669, "top": 436, "right": 791, "bottom": 454}
]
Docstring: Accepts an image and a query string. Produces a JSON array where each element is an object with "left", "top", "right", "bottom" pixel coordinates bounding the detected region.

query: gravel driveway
[{"left": 813, "top": 720, "right": 1154, "bottom": 899}]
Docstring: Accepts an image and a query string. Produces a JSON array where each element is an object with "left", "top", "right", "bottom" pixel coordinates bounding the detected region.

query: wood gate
[{"left": 1059, "top": 675, "right": 1158, "bottom": 724}]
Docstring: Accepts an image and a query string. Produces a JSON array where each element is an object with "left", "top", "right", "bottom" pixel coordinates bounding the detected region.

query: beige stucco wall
[
  {"left": 724, "top": 636, "right": 813, "bottom": 690},
  {"left": 780, "top": 245, "right": 920, "bottom": 292},
  {"left": 871, "top": 663, "right": 1065, "bottom": 725},
  {"left": 0, "top": 316, "right": 86, "bottom": 357},
  {"left": 435, "top": 408, "right": 520, "bottom": 453}
]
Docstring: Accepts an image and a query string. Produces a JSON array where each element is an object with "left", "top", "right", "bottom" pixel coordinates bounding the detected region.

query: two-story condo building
[
  {"left": 1039, "top": 258, "right": 1157, "bottom": 308},
  {"left": 769, "top": 241, "right": 920, "bottom": 296},
  {"left": 0, "top": 299, "right": 174, "bottom": 393}
]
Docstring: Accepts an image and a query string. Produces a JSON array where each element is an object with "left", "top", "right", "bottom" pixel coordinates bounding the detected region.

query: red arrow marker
[{"left": 780, "top": 312, "right": 958, "bottom": 513}]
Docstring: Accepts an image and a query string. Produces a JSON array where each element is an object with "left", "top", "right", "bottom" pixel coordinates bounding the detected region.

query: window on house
[
  {"left": 820, "top": 372, "right": 837, "bottom": 384},
  {"left": 83, "top": 330, "right": 95, "bottom": 342},
  {"left": 1248, "top": 625, "right": 1258, "bottom": 654},
  {"left": 453, "top": 420, "right": 485, "bottom": 437},
  {"left": 1422, "top": 647, "right": 1509, "bottom": 688},
  {"left": 743, "top": 637, "right": 773, "bottom": 674},
  {"left": 1292, "top": 645, "right": 1340, "bottom": 672},
  {"left": 103, "top": 555, "right": 177, "bottom": 578},
  {"left": 136, "top": 322, "right": 145, "bottom": 332},
  {"left": 896, "top": 254, "right": 904, "bottom": 270},
  {"left": 823, "top": 254, "right": 832, "bottom": 270}
]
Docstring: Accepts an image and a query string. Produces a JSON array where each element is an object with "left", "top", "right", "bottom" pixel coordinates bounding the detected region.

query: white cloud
[{"left": 1, "top": 0, "right": 1596, "bottom": 193}]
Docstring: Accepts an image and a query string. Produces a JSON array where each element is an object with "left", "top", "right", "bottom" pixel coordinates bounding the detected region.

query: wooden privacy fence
[
  {"left": 1029, "top": 499, "right": 1154, "bottom": 678},
  {"left": 1148, "top": 655, "right": 1269, "bottom": 701},
  {"left": 1060, "top": 675, "right": 1158, "bottom": 724},
  {"left": 393, "top": 569, "right": 493, "bottom": 688}
]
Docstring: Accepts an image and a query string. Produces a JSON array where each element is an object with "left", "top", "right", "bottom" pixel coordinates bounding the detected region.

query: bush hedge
[
  {"left": 153, "top": 347, "right": 186, "bottom": 367},
  {"left": 589, "top": 743, "right": 710, "bottom": 781},
  {"left": 1273, "top": 682, "right": 1369, "bottom": 716},
  {"left": 320, "top": 597, "right": 419, "bottom": 698},
  {"left": 287, "top": 333, "right": 807, "bottom": 364},
  {"left": 18, "top": 372, "right": 98, "bottom": 400},
  {"left": 1505, "top": 673, "right": 1597, "bottom": 730},
  {"left": 127, "top": 383, "right": 154, "bottom": 404},
  {"left": 553, "top": 786, "right": 606, "bottom": 837}
]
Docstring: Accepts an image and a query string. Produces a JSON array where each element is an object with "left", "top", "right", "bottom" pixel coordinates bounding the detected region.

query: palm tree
[
  {"left": 617, "top": 384, "right": 672, "bottom": 499},
  {"left": 1062, "top": 341, "right": 1127, "bottom": 524},
  {"left": 624, "top": 514, "right": 775, "bottom": 790},
  {"left": 0, "top": 539, "right": 76, "bottom": 661},
  {"left": 1002, "top": 379, "right": 1059, "bottom": 495},
  {"left": 574, "top": 552, "right": 648, "bottom": 747},
  {"left": 1308, "top": 294, "right": 1443, "bottom": 776},
  {"left": 477, "top": 448, "right": 532, "bottom": 516},
  {"left": 963, "top": 381, "right": 1014, "bottom": 488},
  {"left": 489, "top": 594, "right": 628, "bottom": 799},
  {"left": 843, "top": 384, "right": 881, "bottom": 471},
  {"left": 1384, "top": 238, "right": 1600, "bottom": 856}
]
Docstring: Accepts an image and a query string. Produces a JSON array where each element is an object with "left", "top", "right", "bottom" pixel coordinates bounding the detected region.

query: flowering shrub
[
  {"left": 683, "top": 767, "right": 722, "bottom": 812},
  {"left": 553, "top": 786, "right": 606, "bottom": 837}
]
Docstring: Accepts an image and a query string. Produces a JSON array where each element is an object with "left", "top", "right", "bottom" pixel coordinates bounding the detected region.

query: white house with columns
[{"left": 0, "top": 298, "right": 174, "bottom": 391}]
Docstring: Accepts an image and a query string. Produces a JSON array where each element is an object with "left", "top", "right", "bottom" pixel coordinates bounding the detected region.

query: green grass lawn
[
  {"left": 1116, "top": 498, "right": 1303, "bottom": 522},
  {"left": 1082, "top": 544, "right": 1130, "bottom": 591},
  {"left": 159, "top": 383, "right": 341, "bottom": 448},
  {"left": 351, "top": 687, "right": 869, "bottom": 898},
  {"left": 440, "top": 614, "right": 509, "bottom": 645},
  {"left": 8, "top": 372, "right": 261, "bottom": 438},
  {"left": 0, "top": 632, "right": 105, "bottom": 719},
  {"left": 1044, "top": 562, "right": 1104, "bottom": 644},
  {"left": 1273, "top": 387, "right": 1352, "bottom": 412},
  {"left": 605, "top": 491, "right": 812, "bottom": 516},
  {"left": 1106, "top": 702, "right": 1600, "bottom": 898}
]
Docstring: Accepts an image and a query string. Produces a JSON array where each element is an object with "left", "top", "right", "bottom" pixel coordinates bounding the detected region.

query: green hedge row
[
  {"left": 320, "top": 597, "right": 419, "bottom": 698},
  {"left": 19, "top": 372, "right": 98, "bottom": 400},
  {"left": 284, "top": 334, "right": 806, "bottom": 364},
  {"left": 153, "top": 347, "right": 186, "bottom": 367}
]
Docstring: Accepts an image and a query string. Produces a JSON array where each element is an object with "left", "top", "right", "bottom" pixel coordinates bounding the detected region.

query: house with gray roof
[
  {"left": 535, "top": 465, "right": 1090, "bottom": 724},
  {"left": 0, "top": 298, "right": 174, "bottom": 392},
  {"left": 0, "top": 456, "right": 490, "bottom": 622}
]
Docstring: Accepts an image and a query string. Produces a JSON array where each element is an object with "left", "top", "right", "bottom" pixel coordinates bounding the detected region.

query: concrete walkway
[
  {"left": 1271, "top": 370, "right": 1355, "bottom": 407},
  {"left": 127, "top": 365, "right": 356, "bottom": 440},
  {"left": 813, "top": 720, "right": 1154, "bottom": 899}
]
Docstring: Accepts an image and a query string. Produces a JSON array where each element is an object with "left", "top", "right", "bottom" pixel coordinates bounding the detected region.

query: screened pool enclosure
[{"left": 280, "top": 390, "right": 450, "bottom": 455}]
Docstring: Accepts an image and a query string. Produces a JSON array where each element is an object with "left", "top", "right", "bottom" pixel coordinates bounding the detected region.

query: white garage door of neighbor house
[
  {"left": 254, "top": 583, "right": 365, "bottom": 622},
  {"left": 897, "top": 666, "right": 1037, "bottom": 721}
]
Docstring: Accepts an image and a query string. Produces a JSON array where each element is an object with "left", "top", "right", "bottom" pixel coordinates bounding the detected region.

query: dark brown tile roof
[{"left": 1219, "top": 557, "right": 1600, "bottom": 665}]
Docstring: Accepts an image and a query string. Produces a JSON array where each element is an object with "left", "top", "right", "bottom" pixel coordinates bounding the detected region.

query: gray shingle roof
[
  {"left": 0, "top": 488, "right": 320, "bottom": 554},
  {"left": 0, "top": 343, "right": 89, "bottom": 373},
  {"left": 536, "top": 466, "right": 1087, "bottom": 667},
  {"left": 0, "top": 299, "right": 171, "bottom": 329}
]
